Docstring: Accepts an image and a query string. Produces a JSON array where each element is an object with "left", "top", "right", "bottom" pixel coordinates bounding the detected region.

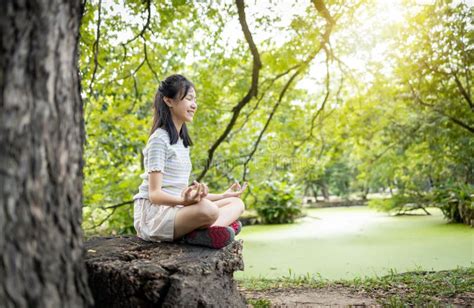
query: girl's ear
[{"left": 164, "top": 97, "right": 173, "bottom": 108}]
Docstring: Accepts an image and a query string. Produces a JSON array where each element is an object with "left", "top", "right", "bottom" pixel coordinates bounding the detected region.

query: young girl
[{"left": 133, "top": 74, "right": 248, "bottom": 249}]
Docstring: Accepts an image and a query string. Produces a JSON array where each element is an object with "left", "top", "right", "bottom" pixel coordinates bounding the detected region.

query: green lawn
[{"left": 235, "top": 206, "right": 473, "bottom": 280}]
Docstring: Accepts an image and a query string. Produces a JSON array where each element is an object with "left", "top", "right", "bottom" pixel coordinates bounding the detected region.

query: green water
[{"left": 234, "top": 206, "right": 473, "bottom": 280}]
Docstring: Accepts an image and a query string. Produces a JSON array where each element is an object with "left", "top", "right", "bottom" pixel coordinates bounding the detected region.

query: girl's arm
[
  {"left": 200, "top": 181, "right": 249, "bottom": 201},
  {"left": 204, "top": 193, "right": 224, "bottom": 201},
  {"left": 149, "top": 171, "right": 196, "bottom": 206}
]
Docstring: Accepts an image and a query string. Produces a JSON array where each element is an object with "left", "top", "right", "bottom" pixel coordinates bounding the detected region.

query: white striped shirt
[{"left": 133, "top": 128, "right": 192, "bottom": 200}]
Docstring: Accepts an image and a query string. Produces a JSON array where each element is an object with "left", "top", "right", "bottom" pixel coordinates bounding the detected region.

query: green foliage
[
  {"left": 253, "top": 180, "right": 303, "bottom": 224},
  {"left": 368, "top": 194, "right": 427, "bottom": 214},
  {"left": 428, "top": 182, "right": 474, "bottom": 224},
  {"left": 79, "top": 0, "right": 473, "bottom": 234}
]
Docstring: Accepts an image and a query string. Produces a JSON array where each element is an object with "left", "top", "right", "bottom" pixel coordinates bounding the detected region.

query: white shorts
[{"left": 133, "top": 198, "right": 184, "bottom": 242}]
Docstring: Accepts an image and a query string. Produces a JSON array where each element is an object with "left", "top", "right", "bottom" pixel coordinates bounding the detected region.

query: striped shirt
[{"left": 133, "top": 128, "right": 192, "bottom": 201}]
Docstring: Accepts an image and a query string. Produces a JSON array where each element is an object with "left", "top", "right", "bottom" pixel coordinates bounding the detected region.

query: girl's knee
[
  {"left": 197, "top": 199, "right": 219, "bottom": 224},
  {"left": 229, "top": 197, "right": 245, "bottom": 214}
]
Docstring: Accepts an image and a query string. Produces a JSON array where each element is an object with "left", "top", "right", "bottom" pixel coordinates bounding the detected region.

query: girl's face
[{"left": 167, "top": 87, "right": 197, "bottom": 123}]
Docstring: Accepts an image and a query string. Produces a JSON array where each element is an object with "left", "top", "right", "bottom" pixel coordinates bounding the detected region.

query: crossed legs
[
  {"left": 173, "top": 197, "right": 245, "bottom": 240},
  {"left": 210, "top": 197, "right": 245, "bottom": 227}
]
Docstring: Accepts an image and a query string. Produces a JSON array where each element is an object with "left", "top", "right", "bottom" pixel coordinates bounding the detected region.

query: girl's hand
[
  {"left": 181, "top": 181, "right": 208, "bottom": 205},
  {"left": 223, "top": 181, "right": 248, "bottom": 199}
]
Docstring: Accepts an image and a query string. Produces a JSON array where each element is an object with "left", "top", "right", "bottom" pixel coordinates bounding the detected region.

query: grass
[{"left": 237, "top": 265, "right": 474, "bottom": 306}]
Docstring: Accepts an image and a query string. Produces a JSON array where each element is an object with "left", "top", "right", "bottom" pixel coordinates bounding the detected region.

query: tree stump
[{"left": 84, "top": 235, "right": 247, "bottom": 307}]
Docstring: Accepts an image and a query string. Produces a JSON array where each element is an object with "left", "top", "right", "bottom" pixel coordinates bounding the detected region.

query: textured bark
[
  {"left": 0, "top": 0, "right": 93, "bottom": 307},
  {"left": 84, "top": 236, "right": 247, "bottom": 308}
]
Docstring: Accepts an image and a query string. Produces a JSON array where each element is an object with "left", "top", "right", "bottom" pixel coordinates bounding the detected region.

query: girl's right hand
[{"left": 181, "top": 182, "right": 207, "bottom": 206}]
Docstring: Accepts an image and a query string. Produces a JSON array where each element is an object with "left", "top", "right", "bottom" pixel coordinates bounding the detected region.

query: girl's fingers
[
  {"left": 184, "top": 187, "right": 192, "bottom": 198},
  {"left": 195, "top": 184, "right": 202, "bottom": 199}
]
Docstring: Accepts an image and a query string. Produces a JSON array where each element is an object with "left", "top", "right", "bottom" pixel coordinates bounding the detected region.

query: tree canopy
[{"left": 79, "top": 0, "right": 473, "bottom": 234}]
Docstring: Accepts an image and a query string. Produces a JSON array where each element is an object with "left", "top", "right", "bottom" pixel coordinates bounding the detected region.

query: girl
[{"left": 133, "top": 74, "right": 248, "bottom": 249}]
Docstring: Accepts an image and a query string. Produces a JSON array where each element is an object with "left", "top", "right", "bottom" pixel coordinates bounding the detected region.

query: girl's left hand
[
  {"left": 188, "top": 180, "right": 208, "bottom": 198},
  {"left": 223, "top": 181, "right": 248, "bottom": 199}
]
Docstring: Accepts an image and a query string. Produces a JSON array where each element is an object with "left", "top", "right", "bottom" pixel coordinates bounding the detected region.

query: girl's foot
[
  {"left": 182, "top": 226, "right": 235, "bottom": 249},
  {"left": 229, "top": 220, "right": 242, "bottom": 236}
]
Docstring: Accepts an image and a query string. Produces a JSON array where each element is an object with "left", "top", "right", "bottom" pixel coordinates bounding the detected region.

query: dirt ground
[
  {"left": 238, "top": 285, "right": 474, "bottom": 307},
  {"left": 239, "top": 285, "right": 378, "bottom": 307}
]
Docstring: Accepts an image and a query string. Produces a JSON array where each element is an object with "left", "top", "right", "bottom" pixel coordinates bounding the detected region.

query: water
[{"left": 234, "top": 206, "right": 473, "bottom": 280}]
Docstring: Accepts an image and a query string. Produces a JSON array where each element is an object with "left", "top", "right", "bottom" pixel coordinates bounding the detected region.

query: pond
[{"left": 234, "top": 206, "right": 473, "bottom": 280}]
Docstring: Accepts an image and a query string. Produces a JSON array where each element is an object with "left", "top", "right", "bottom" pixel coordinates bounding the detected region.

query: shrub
[
  {"left": 368, "top": 193, "right": 427, "bottom": 215},
  {"left": 254, "top": 180, "right": 303, "bottom": 224},
  {"left": 428, "top": 183, "right": 473, "bottom": 225}
]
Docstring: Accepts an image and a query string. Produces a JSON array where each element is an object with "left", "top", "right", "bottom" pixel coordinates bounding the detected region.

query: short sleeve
[{"left": 146, "top": 136, "right": 167, "bottom": 173}]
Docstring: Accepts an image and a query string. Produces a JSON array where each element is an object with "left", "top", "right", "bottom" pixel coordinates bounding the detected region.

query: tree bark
[
  {"left": 85, "top": 236, "right": 247, "bottom": 307},
  {"left": 0, "top": 1, "right": 93, "bottom": 307}
]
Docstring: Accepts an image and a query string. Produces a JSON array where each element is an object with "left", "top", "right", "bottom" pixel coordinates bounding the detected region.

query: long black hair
[{"left": 150, "top": 74, "right": 194, "bottom": 147}]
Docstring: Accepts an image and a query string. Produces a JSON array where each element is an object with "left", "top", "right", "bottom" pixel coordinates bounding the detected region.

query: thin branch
[
  {"left": 409, "top": 83, "right": 474, "bottom": 134},
  {"left": 87, "top": 0, "right": 103, "bottom": 102},
  {"left": 84, "top": 207, "right": 118, "bottom": 231},
  {"left": 452, "top": 71, "right": 473, "bottom": 111},
  {"left": 420, "top": 60, "right": 473, "bottom": 112},
  {"left": 369, "top": 122, "right": 425, "bottom": 165},
  {"left": 143, "top": 39, "right": 159, "bottom": 81},
  {"left": 229, "top": 64, "right": 301, "bottom": 139},
  {"left": 104, "top": 200, "right": 134, "bottom": 210},
  {"left": 124, "top": 0, "right": 151, "bottom": 45},
  {"left": 242, "top": 69, "right": 302, "bottom": 181},
  {"left": 125, "top": 75, "right": 140, "bottom": 114},
  {"left": 292, "top": 49, "right": 331, "bottom": 155},
  {"left": 196, "top": 0, "right": 262, "bottom": 181}
]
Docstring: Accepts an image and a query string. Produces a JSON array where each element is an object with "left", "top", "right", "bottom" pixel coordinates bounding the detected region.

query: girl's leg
[
  {"left": 173, "top": 198, "right": 219, "bottom": 240},
  {"left": 210, "top": 197, "right": 245, "bottom": 227}
]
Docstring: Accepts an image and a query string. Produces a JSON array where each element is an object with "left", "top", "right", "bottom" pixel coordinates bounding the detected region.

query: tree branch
[
  {"left": 292, "top": 49, "right": 331, "bottom": 155},
  {"left": 229, "top": 64, "right": 302, "bottom": 140},
  {"left": 124, "top": 0, "right": 151, "bottom": 45},
  {"left": 87, "top": 0, "right": 102, "bottom": 102},
  {"left": 452, "top": 71, "right": 473, "bottom": 111},
  {"left": 143, "top": 39, "right": 159, "bottom": 81},
  {"left": 104, "top": 200, "right": 134, "bottom": 210},
  {"left": 196, "top": 0, "right": 262, "bottom": 181},
  {"left": 409, "top": 83, "right": 474, "bottom": 134},
  {"left": 241, "top": 70, "right": 302, "bottom": 181}
]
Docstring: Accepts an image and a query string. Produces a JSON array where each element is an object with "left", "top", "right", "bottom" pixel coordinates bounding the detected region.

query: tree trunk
[
  {"left": 84, "top": 236, "right": 247, "bottom": 307},
  {"left": 311, "top": 184, "right": 319, "bottom": 199},
  {"left": 320, "top": 182, "right": 330, "bottom": 201},
  {"left": 0, "top": 1, "right": 93, "bottom": 307}
]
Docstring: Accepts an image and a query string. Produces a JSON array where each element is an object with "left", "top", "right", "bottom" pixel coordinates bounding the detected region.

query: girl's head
[{"left": 150, "top": 74, "right": 197, "bottom": 147}]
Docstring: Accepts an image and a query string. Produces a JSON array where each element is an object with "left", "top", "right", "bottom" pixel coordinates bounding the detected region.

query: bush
[
  {"left": 428, "top": 183, "right": 473, "bottom": 225},
  {"left": 368, "top": 183, "right": 474, "bottom": 226},
  {"left": 254, "top": 180, "right": 303, "bottom": 224},
  {"left": 368, "top": 193, "right": 427, "bottom": 215}
]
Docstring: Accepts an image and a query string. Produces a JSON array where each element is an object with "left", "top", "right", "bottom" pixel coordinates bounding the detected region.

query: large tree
[{"left": 0, "top": 0, "right": 93, "bottom": 306}]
